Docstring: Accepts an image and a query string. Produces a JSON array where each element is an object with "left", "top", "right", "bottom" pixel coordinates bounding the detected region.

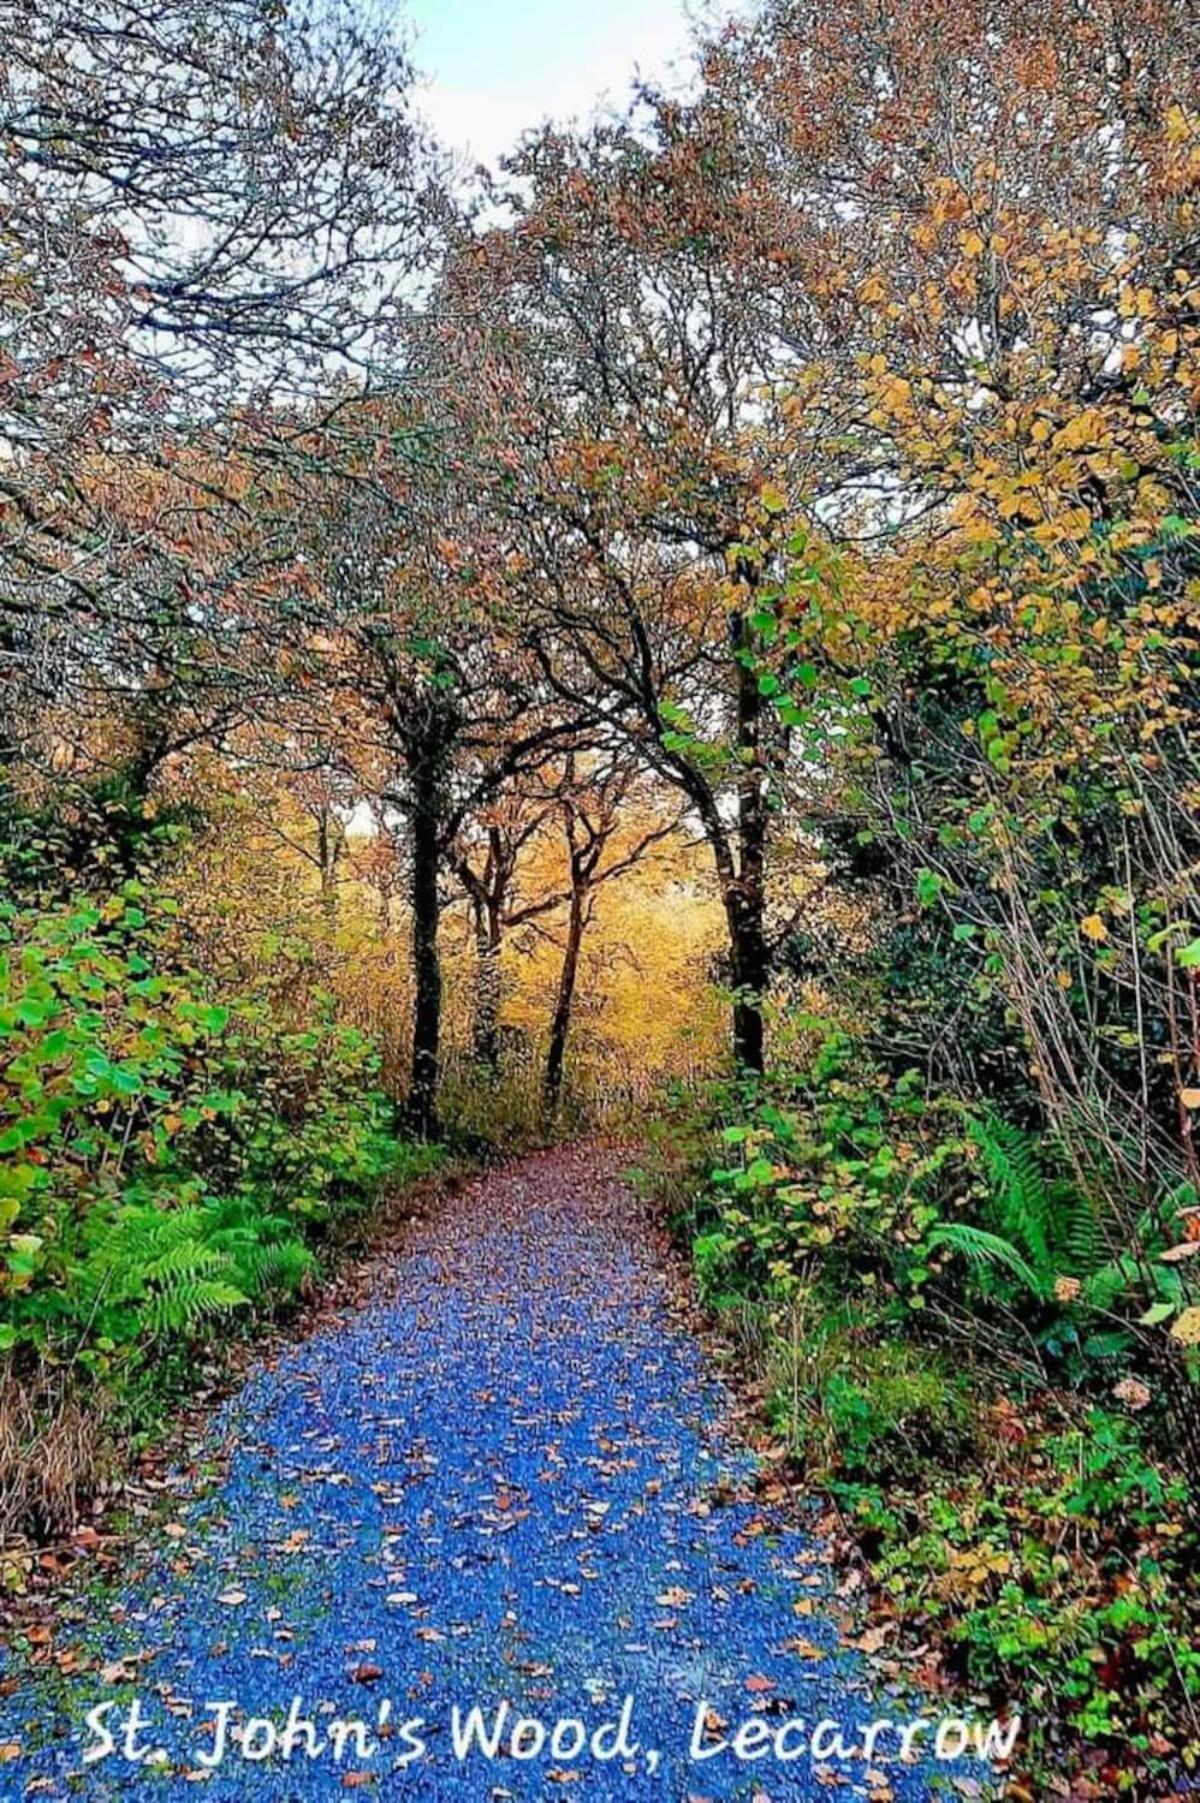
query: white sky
[{"left": 404, "top": 0, "right": 739, "bottom": 169}]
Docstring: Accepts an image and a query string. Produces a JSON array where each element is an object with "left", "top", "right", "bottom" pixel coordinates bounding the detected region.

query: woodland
[{"left": 1, "top": 0, "right": 1200, "bottom": 1793}]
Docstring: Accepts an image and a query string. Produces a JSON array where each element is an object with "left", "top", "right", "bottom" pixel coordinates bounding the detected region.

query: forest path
[{"left": 1, "top": 1145, "right": 991, "bottom": 1800}]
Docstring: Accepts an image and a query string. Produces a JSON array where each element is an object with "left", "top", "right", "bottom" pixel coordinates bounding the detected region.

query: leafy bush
[
  {"left": 675, "top": 1019, "right": 1200, "bottom": 1782},
  {"left": 843, "top": 1409, "right": 1200, "bottom": 1763},
  {"left": 0, "top": 881, "right": 422, "bottom": 1534},
  {"left": 702, "top": 1025, "right": 1199, "bottom": 1378}
]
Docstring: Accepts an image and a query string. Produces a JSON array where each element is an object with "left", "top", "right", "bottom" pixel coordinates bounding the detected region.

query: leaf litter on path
[{"left": 0, "top": 1147, "right": 1005, "bottom": 1800}]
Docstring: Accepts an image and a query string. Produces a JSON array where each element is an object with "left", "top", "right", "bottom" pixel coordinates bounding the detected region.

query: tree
[
  {"left": 433, "top": 111, "right": 824, "bottom": 1074},
  {"left": 539, "top": 751, "right": 683, "bottom": 1112},
  {"left": 1, "top": 0, "right": 443, "bottom": 794},
  {"left": 289, "top": 425, "right": 586, "bottom": 1135},
  {"left": 718, "top": 0, "right": 1200, "bottom": 1176},
  {"left": 695, "top": 0, "right": 1200, "bottom": 1457},
  {"left": 448, "top": 788, "right": 559, "bottom": 1071}
]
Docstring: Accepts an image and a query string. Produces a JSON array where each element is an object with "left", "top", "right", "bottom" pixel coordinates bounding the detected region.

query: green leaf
[{"left": 916, "top": 869, "right": 944, "bottom": 907}]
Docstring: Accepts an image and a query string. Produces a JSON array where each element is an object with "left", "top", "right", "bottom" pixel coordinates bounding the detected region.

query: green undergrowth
[
  {"left": 0, "top": 865, "right": 444, "bottom": 1551},
  {"left": 639, "top": 1033, "right": 1200, "bottom": 1794}
]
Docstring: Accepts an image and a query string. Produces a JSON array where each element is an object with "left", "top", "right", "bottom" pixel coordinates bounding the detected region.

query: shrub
[
  {"left": 674, "top": 1021, "right": 1200, "bottom": 1781},
  {"left": 846, "top": 1410, "right": 1200, "bottom": 1758},
  {"left": 0, "top": 881, "right": 419, "bottom": 1536}
]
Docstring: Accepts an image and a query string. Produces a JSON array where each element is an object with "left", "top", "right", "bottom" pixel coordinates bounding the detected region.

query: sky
[{"left": 403, "top": 0, "right": 727, "bottom": 169}]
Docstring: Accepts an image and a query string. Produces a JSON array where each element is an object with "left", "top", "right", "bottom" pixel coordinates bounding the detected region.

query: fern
[
  {"left": 77, "top": 1202, "right": 250, "bottom": 1340},
  {"left": 234, "top": 1238, "right": 315, "bottom": 1300},
  {"left": 927, "top": 1221, "right": 1046, "bottom": 1298},
  {"left": 144, "top": 1280, "right": 248, "bottom": 1337},
  {"left": 967, "top": 1112, "right": 1053, "bottom": 1272},
  {"left": 73, "top": 1186, "right": 323, "bottom": 1355},
  {"left": 965, "top": 1111, "right": 1113, "bottom": 1293},
  {"left": 1064, "top": 1188, "right": 1103, "bottom": 1273},
  {"left": 205, "top": 1201, "right": 316, "bottom": 1301}
]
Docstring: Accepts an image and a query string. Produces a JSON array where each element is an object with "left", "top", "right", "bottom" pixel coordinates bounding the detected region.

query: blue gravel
[{"left": 0, "top": 1147, "right": 999, "bottom": 1800}]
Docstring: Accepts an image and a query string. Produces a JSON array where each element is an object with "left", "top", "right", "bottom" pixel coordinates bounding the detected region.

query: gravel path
[{"left": 0, "top": 1146, "right": 994, "bottom": 1800}]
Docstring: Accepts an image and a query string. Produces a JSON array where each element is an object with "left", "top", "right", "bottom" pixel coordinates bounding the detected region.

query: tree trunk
[
  {"left": 316, "top": 810, "right": 338, "bottom": 927},
  {"left": 407, "top": 769, "right": 442, "bottom": 1139},
  {"left": 727, "top": 889, "right": 766, "bottom": 1076},
  {"left": 730, "top": 606, "right": 767, "bottom": 1075},
  {"left": 544, "top": 885, "right": 585, "bottom": 1112},
  {"left": 472, "top": 896, "right": 503, "bottom": 1071},
  {"left": 673, "top": 760, "right": 767, "bottom": 1079}
]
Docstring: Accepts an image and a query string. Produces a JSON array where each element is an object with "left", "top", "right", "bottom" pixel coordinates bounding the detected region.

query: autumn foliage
[{"left": 2, "top": 0, "right": 1200, "bottom": 1785}]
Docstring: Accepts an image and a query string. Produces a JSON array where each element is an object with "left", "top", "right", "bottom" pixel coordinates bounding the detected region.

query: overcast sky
[{"left": 405, "top": 0, "right": 733, "bottom": 169}]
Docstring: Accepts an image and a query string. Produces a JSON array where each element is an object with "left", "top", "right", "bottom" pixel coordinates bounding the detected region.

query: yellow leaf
[
  {"left": 1081, "top": 914, "right": 1108, "bottom": 943},
  {"left": 1166, "top": 103, "right": 1193, "bottom": 146},
  {"left": 1170, "top": 1307, "right": 1200, "bottom": 1346},
  {"left": 1181, "top": 1089, "right": 1200, "bottom": 1109}
]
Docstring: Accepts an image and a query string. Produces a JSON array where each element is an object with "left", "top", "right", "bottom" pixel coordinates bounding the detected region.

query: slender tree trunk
[
  {"left": 316, "top": 811, "right": 338, "bottom": 927},
  {"left": 727, "top": 890, "right": 766, "bottom": 1075},
  {"left": 407, "top": 768, "right": 442, "bottom": 1139},
  {"left": 544, "top": 885, "right": 585, "bottom": 1112},
  {"left": 677, "top": 763, "right": 767, "bottom": 1079},
  {"left": 729, "top": 605, "right": 767, "bottom": 1075},
  {"left": 472, "top": 896, "right": 503, "bottom": 1070},
  {"left": 674, "top": 606, "right": 768, "bottom": 1077}
]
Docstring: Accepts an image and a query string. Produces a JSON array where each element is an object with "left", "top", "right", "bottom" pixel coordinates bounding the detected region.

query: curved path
[{"left": 1, "top": 1147, "right": 993, "bottom": 1800}]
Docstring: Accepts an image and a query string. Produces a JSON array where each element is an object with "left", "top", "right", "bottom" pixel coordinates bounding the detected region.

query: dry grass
[{"left": 0, "top": 1370, "right": 103, "bottom": 1544}]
